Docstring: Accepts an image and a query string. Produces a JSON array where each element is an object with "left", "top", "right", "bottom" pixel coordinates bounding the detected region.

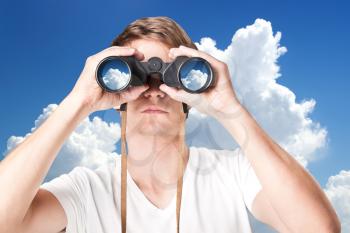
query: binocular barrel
[{"left": 95, "top": 55, "right": 215, "bottom": 94}]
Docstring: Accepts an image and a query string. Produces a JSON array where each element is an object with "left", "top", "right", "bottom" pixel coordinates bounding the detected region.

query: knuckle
[
  {"left": 108, "top": 45, "right": 123, "bottom": 51},
  {"left": 109, "top": 45, "right": 132, "bottom": 51},
  {"left": 86, "top": 55, "right": 94, "bottom": 63},
  {"left": 105, "top": 45, "right": 118, "bottom": 51},
  {"left": 218, "top": 61, "right": 228, "bottom": 70},
  {"left": 101, "top": 46, "right": 134, "bottom": 57},
  {"left": 194, "top": 50, "right": 201, "bottom": 57}
]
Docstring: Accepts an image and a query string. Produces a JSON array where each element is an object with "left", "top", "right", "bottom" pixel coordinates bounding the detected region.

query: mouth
[{"left": 141, "top": 105, "right": 168, "bottom": 114}]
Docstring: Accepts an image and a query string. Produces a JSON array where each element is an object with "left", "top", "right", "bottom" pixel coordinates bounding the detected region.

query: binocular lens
[
  {"left": 96, "top": 55, "right": 214, "bottom": 93},
  {"left": 96, "top": 58, "right": 131, "bottom": 92},
  {"left": 179, "top": 58, "right": 212, "bottom": 92}
]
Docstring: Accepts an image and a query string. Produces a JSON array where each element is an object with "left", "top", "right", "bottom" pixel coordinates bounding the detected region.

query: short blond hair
[
  {"left": 111, "top": 16, "right": 197, "bottom": 50},
  {"left": 111, "top": 16, "right": 194, "bottom": 116}
]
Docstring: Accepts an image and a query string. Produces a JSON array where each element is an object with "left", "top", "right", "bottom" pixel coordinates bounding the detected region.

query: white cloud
[
  {"left": 324, "top": 170, "right": 350, "bottom": 232},
  {"left": 103, "top": 68, "right": 130, "bottom": 90},
  {"left": 181, "top": 69, "right": 208, "bottom": 91},
  {"left": 3, "top": 18, "right": 342, "bottom": 232},
  {"left": 4, "top": 104, "right": 120, "bottom": 181},
  {"left": 4, "top": 18, "right": 325, "bottom": 177},
  {"left": 186, "top": 18, "right": 327, "bottom": 167}
]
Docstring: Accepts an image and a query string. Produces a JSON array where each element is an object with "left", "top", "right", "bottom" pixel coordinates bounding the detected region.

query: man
[{"left": 0, "top": 16, "right": 340, "bottom": 233}]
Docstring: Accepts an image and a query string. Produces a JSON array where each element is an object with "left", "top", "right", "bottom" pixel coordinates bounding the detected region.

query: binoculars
[{"left": 95, "top": 55, "right": 215, "bottom": 94}]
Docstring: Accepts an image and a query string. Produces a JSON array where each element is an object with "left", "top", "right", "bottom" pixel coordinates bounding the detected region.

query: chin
[
  {"left": 139, "top": 126, "right": 169, "bottom": 136},
  {"left": 140, "top": 120, "right": 176, "bottom": 135},
  {"left": 128, "top": 114, "right": 180, "bottom": 135}
]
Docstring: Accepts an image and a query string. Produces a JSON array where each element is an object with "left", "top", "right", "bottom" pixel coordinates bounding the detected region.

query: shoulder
[
  {"left": 73, "top": 160, "right": 115, "bottom": 181},
  {"left": 189, "top": 146, "right": 242, "bottom": 175},
  {"left": 190, "top": 146, "right": 241, "bottom": 163},
  {"left": 79, "top": 159, "right": 116, "bottom": 191},
  {"left": 41, "top": 158, "right": 116, "bottom": 193}
]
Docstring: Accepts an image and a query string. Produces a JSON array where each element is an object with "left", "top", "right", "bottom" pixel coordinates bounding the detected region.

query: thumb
[
  {"left": 160, "top": 84, "right": 203, "bottom": 108},
  {"left": 121, "top": 84, "right": 149, "bottom": 102},
  {"left": 159, "top": 84, "right": 183, "bottom": 101}
]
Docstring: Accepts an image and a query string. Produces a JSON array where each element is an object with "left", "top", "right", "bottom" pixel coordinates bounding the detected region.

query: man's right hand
[
  {"left": 0, "top": 46, "right": 149, "bottom": 233},
  {"left": 70, "top": 46, "right": 149, "bottom": 114}
]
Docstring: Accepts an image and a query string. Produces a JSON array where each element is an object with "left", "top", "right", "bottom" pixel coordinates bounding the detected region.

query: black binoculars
[{"left": 95, "top": 55, "right": 215, "bottom": 94}]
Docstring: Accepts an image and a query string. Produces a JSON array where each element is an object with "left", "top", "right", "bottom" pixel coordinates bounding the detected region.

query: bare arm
[
  {"left": 217, "top": 104, "right": 341, "bottom": 233},
  {"left": 0, "top": 46, "right": 148, "bottom": 233},
  {"left": 155, "top": 45, "right": 341, "bottom": 233},
  {"left": 0, "top": 92, "right": 90, "bottom": 233}
]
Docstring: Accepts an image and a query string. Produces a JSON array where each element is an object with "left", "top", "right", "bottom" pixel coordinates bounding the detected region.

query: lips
[{"left": 141, "top": 105, "right": 168, "bottom": 114}]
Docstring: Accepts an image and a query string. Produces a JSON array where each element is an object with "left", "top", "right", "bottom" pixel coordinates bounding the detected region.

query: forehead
[{"left": 128, "top": 38, "right": 172, "bottom": 63}]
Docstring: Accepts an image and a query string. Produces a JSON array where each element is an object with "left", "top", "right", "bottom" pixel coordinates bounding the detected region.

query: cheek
[
  {"left": 169, "top": 101, "right": 183, "bottom": 116},
  {"left": 168, "top": 102, "right": 186, "bottom": 120},
  {"left": 168, "top": 100, "right": 183, "bottom": 111},
  {"left": 122, "top": 103, "right": 141, "bottom": 122}
]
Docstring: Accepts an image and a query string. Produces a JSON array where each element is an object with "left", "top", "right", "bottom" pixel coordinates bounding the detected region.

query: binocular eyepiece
[{"left": 95, "top": 55, "right": 215, "bottom": 93}]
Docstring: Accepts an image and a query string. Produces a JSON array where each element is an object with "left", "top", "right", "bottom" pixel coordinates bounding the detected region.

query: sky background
[{"left": 0, "top": 0, "right": 349, "bottom": 232}]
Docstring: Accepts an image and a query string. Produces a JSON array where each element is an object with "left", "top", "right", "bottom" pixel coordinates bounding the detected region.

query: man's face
[{"left": 125, "top": 39, "right": 186, "bottom": 137}]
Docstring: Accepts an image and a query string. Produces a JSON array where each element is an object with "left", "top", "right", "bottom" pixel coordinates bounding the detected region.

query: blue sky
[
  {"left": 1, "top": 0, "right": 349, "bottom": 186},
  {"left": 1, "top": 0, "right": 349, "bottom": 231},
  {"left": 0, "top": 0, "right": 349, "bottom": 209}
]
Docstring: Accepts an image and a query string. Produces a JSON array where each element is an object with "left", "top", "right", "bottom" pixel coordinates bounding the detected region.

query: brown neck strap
[
  {"left": 120, "top": 110, "right": 127, "bottom": 233},
  {"left": 118, "top": 108, "right": 184, "bottom": 233}
]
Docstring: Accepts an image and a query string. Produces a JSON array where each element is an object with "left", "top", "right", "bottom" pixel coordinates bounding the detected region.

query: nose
[{"left": 142, "top": 74, "right": 166, "bottom": 98}]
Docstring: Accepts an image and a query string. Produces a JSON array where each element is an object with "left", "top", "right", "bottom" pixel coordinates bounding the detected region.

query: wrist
[
  {"left": 212, "top": 100, "right": 246, "bottom": 122},
  {"left": 65, "top": 90, "right": 93, "bottom": 119},
  {"left": 215, "top": 102, "right": 258, "bottom": 149}
]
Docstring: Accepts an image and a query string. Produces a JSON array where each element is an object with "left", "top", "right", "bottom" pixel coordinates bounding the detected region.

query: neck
[{"left": 125, "top": 132, "right": 189, "bottom": 193}]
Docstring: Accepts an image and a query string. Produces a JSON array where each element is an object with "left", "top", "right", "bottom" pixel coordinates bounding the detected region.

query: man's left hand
[{"left": 159, "top": 45, "right": 241, "bottom": 120}]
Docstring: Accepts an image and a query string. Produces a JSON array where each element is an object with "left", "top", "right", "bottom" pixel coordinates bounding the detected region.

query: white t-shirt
[{"left": 40, "top": 146, "right": 262, "bottom": 233}]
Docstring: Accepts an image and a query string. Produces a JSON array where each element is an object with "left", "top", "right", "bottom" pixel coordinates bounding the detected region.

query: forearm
[
  {"left": 0, "top": 91, "right": 91, "bottom": 226},
  {"left": 216, "top": 103, "right": 340, "bottom": 232}
]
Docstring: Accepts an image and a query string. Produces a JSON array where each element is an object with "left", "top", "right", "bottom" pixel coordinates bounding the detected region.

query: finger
[
  {"left": 113, "top": 84, "right": 149, "bottom": 110},
  {"left": 108, "top": 46, "right": 144, "bottom": 61},
  {"left": 159, "top": 84, "right": 195, "bottom": 104},
  {"left": 129, "top": 48, "right": 145, "bottom": 61},
  {"left": 96, "top": 46, "right": 133, "bottom": 57},
  {"left": 96, "top": 46, "right": 145, "bottom": 61},
  {"left": 170, "top": 45, "right": 222, "bottom": 71},
  {"left": 120, "top": 84, "right": 149, "bottom": 101}
]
